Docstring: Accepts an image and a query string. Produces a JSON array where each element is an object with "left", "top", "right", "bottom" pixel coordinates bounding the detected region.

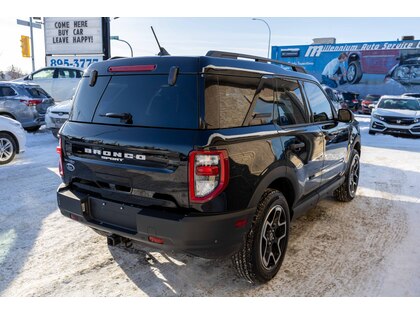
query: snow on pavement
[{"left": 0, "top": 118, "right": 419, "bottom": 296}]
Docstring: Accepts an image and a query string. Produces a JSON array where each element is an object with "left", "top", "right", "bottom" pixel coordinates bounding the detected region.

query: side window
[
  {"left": 58, "top": 69, "right": 72, "bottom": 78},
  {"left": 32, "top": 69, "right": 54, "bottom": 79},
  {"left": 0, "top": 87, "right": 17, "bottom": 97},
  {"left": 248, "top": 78, "right": 275, "bottom": 126},
  {"left": 58, "top": 69, "right": 79, "bottom": 78},
  {"left": 303, "top": 82, "right": 334, "bottom": 122},
  {"left": 274, "top": 78, "right": 309, "bottom": 126},
  {"left": 204, "top": 73, "right": 260, "bottom": 129}
]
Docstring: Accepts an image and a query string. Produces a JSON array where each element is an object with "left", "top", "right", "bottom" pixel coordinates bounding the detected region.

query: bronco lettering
[{"left": 84, "top": 148, "right": 146, "bottom": 161}]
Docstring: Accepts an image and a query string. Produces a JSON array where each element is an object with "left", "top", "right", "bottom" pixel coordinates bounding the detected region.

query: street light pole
[
  {"left": 110, "top": 36, "right": 133, "bottom": 57},
  {"left": 252, "top": 18, "right": 271, "bottom": 59},
  {"left": 29, "top": 17, "right": 35, "bottom": 71}
]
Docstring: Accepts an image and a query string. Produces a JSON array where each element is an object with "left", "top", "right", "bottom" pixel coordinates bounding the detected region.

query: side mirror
[{"left": 337, "top": 108, "right": 354, "bottom": 123}]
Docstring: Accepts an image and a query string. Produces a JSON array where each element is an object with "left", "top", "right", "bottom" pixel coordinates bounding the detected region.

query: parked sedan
[
  {"left": 360, "top": 94, "right": 381, "bottom": 115},
  {"left": 15, "top": 66, "right": 83, "bottom": 102},
  {"left": 0, "top": 82, "right": 55, "bottom": 131},
  {"left": 45, "top": 99, "right": 72, "bottom": 138},
  {"left": 369, "top": 96, "right": 420, "bottom": 137},
  {"left": 0, "top": 116, "right": 26, "bottom": 165}
]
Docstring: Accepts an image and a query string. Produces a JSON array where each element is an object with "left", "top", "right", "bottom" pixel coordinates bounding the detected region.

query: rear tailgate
[
  {"left": 61, "top": 63, "right": 199, "bottom": 209},
  {"left": 61, "top": 122, "right": 198, "bottom": 208}
]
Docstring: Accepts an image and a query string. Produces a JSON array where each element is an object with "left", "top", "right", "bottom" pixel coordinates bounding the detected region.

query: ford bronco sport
[{"left": 57, "top": 51, "right": 361, "bottom": 283}]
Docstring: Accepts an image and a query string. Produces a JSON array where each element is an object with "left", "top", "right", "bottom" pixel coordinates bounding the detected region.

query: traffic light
[{"left": 20, "top": 35, "right": 30, "bottom": 58}]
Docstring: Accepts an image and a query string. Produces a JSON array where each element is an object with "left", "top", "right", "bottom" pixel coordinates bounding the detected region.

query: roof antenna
[{"left": 150, "top": 26, "right": 170, "bottom": 56}]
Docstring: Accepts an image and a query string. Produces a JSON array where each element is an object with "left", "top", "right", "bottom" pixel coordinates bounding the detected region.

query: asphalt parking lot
[{"left": 0, "top": 115, "right": 419, "bottom": 296}]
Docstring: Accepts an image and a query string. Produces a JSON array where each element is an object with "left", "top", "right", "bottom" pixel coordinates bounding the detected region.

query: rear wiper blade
[{"left": 100, "top": 112, "right": 133, "bottom": 124}]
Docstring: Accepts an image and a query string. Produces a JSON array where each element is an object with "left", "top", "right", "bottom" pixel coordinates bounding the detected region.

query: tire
[
  {"left": 334, "top": 150, "right": 360, "bottom": 202},
  {"left": 0, "top": 132, "right": 17, "bottom": 165},
  {"left": 346, "top": 61, "right": 363, "bottom": 84},
  {"left": 232, "top": 189, "right": 290, "bottom": 283},
  {"left": 368, "top": 130, "right": 376, "bottom": 135},
  {"left": 25, "top": 126, "right": 41, "bottom": 132}
]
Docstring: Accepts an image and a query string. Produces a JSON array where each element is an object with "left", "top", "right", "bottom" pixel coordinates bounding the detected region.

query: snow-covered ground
[{"left": 0, "top": 116, "right": 419, "bottom": 297}]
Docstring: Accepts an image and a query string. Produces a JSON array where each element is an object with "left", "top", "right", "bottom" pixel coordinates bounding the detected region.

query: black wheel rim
[
  {"left": 260, "top": 205, "right": 287, "bottom": 271},
  {"left": 349, "top": 154, "right": 360, "bottom": 197}
]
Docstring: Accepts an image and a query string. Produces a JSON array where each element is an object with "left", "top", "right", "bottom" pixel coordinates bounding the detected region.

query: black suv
[{"left": 57, "top": 51, "right": 361, "bottom": 283}]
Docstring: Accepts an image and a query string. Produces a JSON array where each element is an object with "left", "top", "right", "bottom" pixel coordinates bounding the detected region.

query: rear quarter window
[{"left": 204, "top": 74, "right": 260, "bottom": 129}]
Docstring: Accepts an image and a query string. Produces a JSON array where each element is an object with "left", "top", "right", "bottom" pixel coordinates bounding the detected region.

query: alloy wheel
[
  {"left": 349, "top": 154, "right": 360, "bottom": 197},
  {"left": 260, "top": 205, "right": 287, "bottom": 270},
  {"left": 0, "top": 138, "right": 13, "bottom": 162}
]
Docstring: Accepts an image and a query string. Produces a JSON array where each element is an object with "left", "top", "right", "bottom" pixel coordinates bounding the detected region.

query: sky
[{"left": 1, "top": 2, "right": 420, "bottom": 74}]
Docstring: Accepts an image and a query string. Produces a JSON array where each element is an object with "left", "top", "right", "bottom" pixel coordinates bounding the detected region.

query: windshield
[
  {"left": 377, "top": 98, "right": 420, "bottom": 111},
  {"left": 365, "top": 95, "right": 380, "bottom": 102}
]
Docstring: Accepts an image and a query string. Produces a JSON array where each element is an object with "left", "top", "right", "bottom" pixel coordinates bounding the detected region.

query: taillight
[
  {"left": 361, "top": 100, "right": 371, "bottom": 105},
  {"left": 352, "top": 99, "right": 359, "bottom": 104},
  {"left": 20, "top": 99, "right": 42, "bottom": 106},
  {"left": 56, "top": 137, "right": 64, "bottom": 177},
  {"left": 189, "top": 150, "right": 229, "bottom": 203}
]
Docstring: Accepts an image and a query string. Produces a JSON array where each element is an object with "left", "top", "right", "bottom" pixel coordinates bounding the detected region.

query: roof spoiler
[{"left": 206, "top": 50, "right": 307, "bottom": 74}]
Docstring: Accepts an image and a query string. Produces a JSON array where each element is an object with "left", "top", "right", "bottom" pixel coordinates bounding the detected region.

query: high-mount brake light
[
  {"left": 108, "top": 65, "right": 156, "bottom": 72},
  {"left": 189, "top": 150, "right": 229, "bottom": 203}
]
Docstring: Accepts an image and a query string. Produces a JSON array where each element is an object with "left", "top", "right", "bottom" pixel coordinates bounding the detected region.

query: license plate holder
[{"left": 89, "top": 197, "right": 138, "bottom": 232}]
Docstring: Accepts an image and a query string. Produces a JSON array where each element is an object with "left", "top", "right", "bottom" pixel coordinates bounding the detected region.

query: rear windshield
[
  {"left": 71, "top": 74, "right": 198, "bottom": 129},
  {"left": 25, "top": 87, "right": 50, "bottom": 98}
]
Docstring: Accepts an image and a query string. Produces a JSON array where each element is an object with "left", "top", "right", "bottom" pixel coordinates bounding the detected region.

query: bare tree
[{"left": 6, "top": 65, "right": 26, "bottom": 80}]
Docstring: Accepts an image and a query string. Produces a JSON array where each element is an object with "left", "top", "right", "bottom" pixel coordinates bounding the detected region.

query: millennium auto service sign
[{"left": 44, "top": 17, "right": 103, "bottom": 55}]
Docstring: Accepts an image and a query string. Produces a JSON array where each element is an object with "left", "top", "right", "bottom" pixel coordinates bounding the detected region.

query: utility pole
[
  {"left": 29, "top": 17, "right": 35, "bottom": 71},
  {"left": 252, "top": 18, "right": 272, "bottom": 59}
]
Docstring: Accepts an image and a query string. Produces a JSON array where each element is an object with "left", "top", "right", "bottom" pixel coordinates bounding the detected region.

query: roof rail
[{"left": 206, "top": 50, "right": 307, "bottom": 74}]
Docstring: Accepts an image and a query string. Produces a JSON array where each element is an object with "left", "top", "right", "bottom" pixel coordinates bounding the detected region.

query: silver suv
[{"left": 0, "top": 82, "right": 55, "bottom": 132}]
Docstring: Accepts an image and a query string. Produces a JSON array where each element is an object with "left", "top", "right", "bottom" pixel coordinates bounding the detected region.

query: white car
[
  {"left": 0, "top": 116, "right": 26, "bottom": 165},
  {"left": 369, "top": 95, "right": 420, "bottom": 137},
  {"left": 15, "top": 66, "right": 83, "bottom": 102},
  {"left": 45, "top": 99, "right": 73, "bottom": 138}
]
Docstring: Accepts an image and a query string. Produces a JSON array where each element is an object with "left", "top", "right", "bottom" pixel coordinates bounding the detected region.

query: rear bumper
[{"left": 57, "top": 184, "right": 255, "bottom": 259}]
